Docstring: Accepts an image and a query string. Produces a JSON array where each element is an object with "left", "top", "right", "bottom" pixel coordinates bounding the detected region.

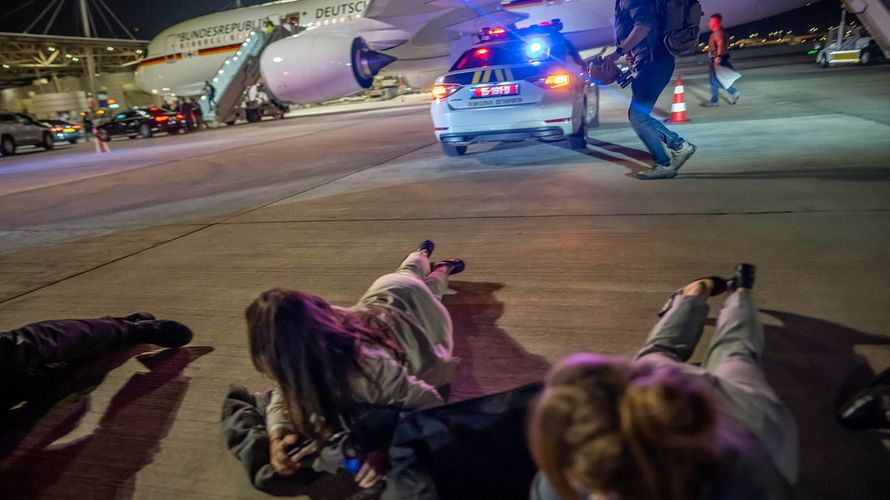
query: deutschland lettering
[
  {"left": 178, "top": 18, "right": 263, "bottom": 42},
  {"left": 316, "top": 1, "right": 366, "bottom": 19}
]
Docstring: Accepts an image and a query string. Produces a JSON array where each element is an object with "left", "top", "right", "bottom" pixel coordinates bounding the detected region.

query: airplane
[{"left": 135, "top": 0, "right": 813, "bottom": 104}]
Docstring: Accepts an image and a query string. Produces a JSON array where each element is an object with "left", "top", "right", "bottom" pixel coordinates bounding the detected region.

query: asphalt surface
[{"left": 1, "top": 56, "right": 889, "bottom": 499}]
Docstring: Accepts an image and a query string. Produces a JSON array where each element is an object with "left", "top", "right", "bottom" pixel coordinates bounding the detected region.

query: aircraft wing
[
  {"left": 365, "top": 0, "right": 503, "bottom": 21},
  {"left": 363, "top": 0, "right": 529, "bottom": 49}
]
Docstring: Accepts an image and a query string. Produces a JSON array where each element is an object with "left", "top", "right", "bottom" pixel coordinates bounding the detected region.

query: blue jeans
[
  {"left": 629, "top": 57, "right": 684, "bottom": 166},
  {"left": 709, "top": 58, "right": 738, "bottom": 103}
]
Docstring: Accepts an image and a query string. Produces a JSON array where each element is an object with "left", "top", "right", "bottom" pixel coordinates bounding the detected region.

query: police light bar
[{"left": 479, "top": 19, "right": 563, "bottom": 41}]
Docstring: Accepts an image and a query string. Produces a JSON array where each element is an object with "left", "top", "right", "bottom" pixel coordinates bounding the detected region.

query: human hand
[
  {"left": 714, "top": 56, "right": 722, "bottom": 65},
  {"left": 354, "top": 450, "right": 389, "bottom": 488},
  {"left": 605, "top": 50, "right": 621, "bottom": 62},
  {"left": 270, "top": 434, "right": 318, "bottom": 476}
]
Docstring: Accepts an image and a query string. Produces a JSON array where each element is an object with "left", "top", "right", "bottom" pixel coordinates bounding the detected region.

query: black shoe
[
  {"left": 416, "top": 240, "right": 435, "bottom": 258},
  {"left": 136, "top": 320, "right": 193, "bottom": 348},
  {"left": 123, "top": 312, "right": 156, "bottom": 322},
  {"left": 434, "top": 259, "right": 465, "bottom": 276},
  {"left": 728, "top": 263, "right": 756, "bottom": 291},
  {"left": 838, "top": 386, "right": 890, "bottom": 429},
  {"left": 691, "top": 276, "right": 729, "bottom": 296}
]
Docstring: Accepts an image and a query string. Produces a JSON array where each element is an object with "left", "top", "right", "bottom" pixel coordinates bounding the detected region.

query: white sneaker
[{"left": 670, "top": 140, "right": 697, "bottom": 171}]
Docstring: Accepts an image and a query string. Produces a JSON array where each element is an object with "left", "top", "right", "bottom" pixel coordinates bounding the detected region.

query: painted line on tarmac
[
  {"left": 0, "top": 141, "right": 436, "bottom": 307},
  {"left": 213, "top": 207, "right": 890, "bottom": 226}
]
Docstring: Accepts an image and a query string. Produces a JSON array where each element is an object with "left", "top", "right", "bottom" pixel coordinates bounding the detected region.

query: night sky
[{"left": 0, "top": 0, "right": 848, "bottom": 41}]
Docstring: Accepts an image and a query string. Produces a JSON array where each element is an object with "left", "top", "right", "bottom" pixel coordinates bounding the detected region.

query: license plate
[
  {"left": 63, "top": 128, "right": 75, "bottom": 132},
  {"left": 472, "top": 83, "right": 519, "bottom": 99}
]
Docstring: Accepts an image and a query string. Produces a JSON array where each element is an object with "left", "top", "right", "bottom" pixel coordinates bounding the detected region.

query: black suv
[{"left": 96, "top": 107, "right": 185, "bottom": 141}]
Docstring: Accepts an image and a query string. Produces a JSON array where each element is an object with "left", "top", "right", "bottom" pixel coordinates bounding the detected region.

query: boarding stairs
[
  {"left": 199, "top": 26, "right": 293, "bottom": 124},
  {"left": 844, "top": 0, "right": 890, "bottom": 58}
]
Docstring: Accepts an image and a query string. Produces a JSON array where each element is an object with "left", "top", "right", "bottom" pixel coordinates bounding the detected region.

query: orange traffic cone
[
  {"left": 95, "top": 138, "right": 111, "bottom": 153},
  {"left": 666, "top": 76, "right": 690, "bottom": 124}
]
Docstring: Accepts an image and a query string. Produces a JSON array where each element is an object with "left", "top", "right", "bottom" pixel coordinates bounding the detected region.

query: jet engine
[{"left": 260, "top": 32, "right": 396, "bottom": 104}]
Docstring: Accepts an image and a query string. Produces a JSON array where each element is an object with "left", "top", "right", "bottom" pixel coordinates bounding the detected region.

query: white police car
[{"left": 431, "top": 20, "right": 599, "bottom": 157}]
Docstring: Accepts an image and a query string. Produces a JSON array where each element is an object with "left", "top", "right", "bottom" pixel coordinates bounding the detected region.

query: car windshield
[{"left": 451, "top": 38, "right": 569, "bottom": 71}]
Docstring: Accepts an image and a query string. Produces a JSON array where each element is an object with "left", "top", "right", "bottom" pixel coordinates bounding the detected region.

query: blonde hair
[{"left": 529, "top": 354, "right": 720, "bottom": 500}]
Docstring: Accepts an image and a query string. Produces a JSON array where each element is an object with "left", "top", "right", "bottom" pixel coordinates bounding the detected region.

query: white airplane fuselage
[{"left": 135, "top": 0, "right": 812, "bottom": 99}]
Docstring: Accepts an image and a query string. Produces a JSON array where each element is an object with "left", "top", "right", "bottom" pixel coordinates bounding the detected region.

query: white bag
[{"left": 714, "top": 64, "right": 741, "bottom": 89}]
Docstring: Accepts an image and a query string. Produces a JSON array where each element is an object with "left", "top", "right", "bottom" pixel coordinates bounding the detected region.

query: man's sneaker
[
  {"left": 670, "top": 140, "right": 697, "bottom": 172},
  {"left": 731, "top": 90, "right": 741, "bottom": 105},
  {"left": 637, "top": 165, "right": 677, "bottom": 180},
  {"left": 701, "top": 101, "right": 719, "bottom": 108},
  {"left": 136, "top": 320, "right": 193, "bottom": 348}
]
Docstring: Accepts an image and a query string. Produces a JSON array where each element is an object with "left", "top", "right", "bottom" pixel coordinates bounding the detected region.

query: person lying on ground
[
  {"left": 0, "top": 313, "right": 193, "bottom": 412},
  {"left": 245, "top": 240, "right": 464, "bottom": 488},
  {"left": 529, "top": 264, "right": 799, "bottom": 500}
]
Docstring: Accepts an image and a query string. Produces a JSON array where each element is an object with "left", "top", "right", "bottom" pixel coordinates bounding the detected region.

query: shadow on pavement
[
  {"left": 444, "top": 281, "right": 550, "bottom": 402},
  {"left": 740, "top": 310, "right": 890, "bottom": 500},
  {"left": 0, "top": 346, "right": 211, "bottom": 500},
  {"left": 679, "top": 166, "right": 890, "bottom": 182}
]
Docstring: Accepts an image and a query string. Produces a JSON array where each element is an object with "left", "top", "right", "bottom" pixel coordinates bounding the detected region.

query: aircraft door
[{"left": 165, "top": 34, "right": 180, "bottom": 62}]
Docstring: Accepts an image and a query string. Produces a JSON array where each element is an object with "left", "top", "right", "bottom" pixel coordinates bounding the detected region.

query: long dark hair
[{"left": 246, "top": 287, "right": 403, "bottom": 439}]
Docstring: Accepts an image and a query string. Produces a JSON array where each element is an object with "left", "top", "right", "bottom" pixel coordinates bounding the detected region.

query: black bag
[
  {"left": 657, "top": 0, "right": 703, "bottom": 56},
  {"left": 382, "top": 383, "right": 543, "bottom": 500}
]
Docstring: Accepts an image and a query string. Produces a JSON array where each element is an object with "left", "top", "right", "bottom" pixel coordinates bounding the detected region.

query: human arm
[
  {"left": 267, "top": 387, "right": 319, "bottom": 475},
  {"left": 355, "top": 353, "right": 444, "bottom": 410}
]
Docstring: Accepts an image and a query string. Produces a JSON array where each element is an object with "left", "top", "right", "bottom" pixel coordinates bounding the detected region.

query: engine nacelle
[{"left": 260, "top": 32, "right": 396, "bottom": 104}]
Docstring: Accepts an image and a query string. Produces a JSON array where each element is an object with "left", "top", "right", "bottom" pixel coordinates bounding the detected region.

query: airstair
[
  {"left": 199, "top": 26, "right": 292, "bottom": 124},
  {"left": 844, "top": 0, "right": 890, "bottom": 58}
]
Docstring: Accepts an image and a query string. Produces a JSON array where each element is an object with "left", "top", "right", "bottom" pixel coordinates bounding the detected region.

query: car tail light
[
  {"left": 72, "top": 125, "right": 81, "bottom": 130},
  {"left": 533, "top": 73, "right": 571, "bottom": 89},
  {"left": 432, "top": 84, "right": 461, "bottom": 100},
  {"left": 176, "top": 113, "right": 185, "bottom": 119},
  {"left": 154, "top": 115, "right": 170, "bottom": 122},
  {"left": 51, "top": 126, "right": 63, "bottom": 132}
]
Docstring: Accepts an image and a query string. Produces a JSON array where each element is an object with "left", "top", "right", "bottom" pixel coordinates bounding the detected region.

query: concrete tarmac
[{"left": 1, "top": 57, "right": 889, "bottom": 499}]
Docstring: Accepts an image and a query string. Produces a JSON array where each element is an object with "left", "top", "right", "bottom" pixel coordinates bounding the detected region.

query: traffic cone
[
  {"left": 95, "top": 137, "right": 111, "bottom": 153},
  {"left": 666, "top": 76, "right": 690, "bottom": 124}
]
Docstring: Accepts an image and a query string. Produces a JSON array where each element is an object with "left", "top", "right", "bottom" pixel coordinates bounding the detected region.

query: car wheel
[
  {"left": 128, "top": 135, "right": 137, "bottom": 139},
  {"left": 69, "top": 138, "right": 78, "bottom": 144},
  {"left": 586, "top": 86, "right": 600, "bottom": 129},
  {"left": 819, "top": 54, "right": 830, "bottom": 68},
  {"left": 139, "top": 124, "right": 153, "bottom": 138},
  {"left": 0, "top": 135, "right": 15, "bottom": 156},
  {"left": 225, "top": 120, "right": 236, "bottom": 126},
  {"left": 860, "top": 48, "right": 872, "bottom": 65},
  {"left": 441, "top": 143, "right": 467, "bottom": 157},
  {"left": 42, "top": 132, "right": 54, "bottom": 150}
]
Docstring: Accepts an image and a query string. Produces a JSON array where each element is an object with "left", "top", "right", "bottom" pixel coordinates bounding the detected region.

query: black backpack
[{"left": 656, "top": 0, "right": 703, "bottom": 56}]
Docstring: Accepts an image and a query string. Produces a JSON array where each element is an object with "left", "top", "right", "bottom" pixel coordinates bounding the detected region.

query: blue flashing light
[{"left": 525, "top": 38, "right": 548, "bottom": 59}]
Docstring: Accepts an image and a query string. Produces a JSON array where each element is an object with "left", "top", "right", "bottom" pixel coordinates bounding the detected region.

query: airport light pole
[{"left": 80, "top": 0, "right": 97, "bottom": 96}]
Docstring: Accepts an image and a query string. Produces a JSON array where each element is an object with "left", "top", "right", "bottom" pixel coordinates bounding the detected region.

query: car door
[
  {"left": 108, "top": 112, "right": 128, "bottom": 135},
  {"left": 125, "top": 111, "right": 146, "bottom": 134},
  {"left": 0, "top": 112, "right": 18, "bottom": 141},
  {"left": 14, "top": 114, "right": 40, "bottom": 144}
]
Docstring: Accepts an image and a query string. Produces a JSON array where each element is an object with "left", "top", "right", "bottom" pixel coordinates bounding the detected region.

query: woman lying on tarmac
[
  {"left": 245, "top": 240, "right": 464, "bottom": 489},
  {"left": 528, "top": 264, "right": 800, "bottom": 500}
]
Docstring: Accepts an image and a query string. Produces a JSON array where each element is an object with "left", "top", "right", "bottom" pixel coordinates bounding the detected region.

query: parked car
[
  {"left": 43, "top": 119, "right": 83, "bottom": 144},
  {"left": 95, "top": 107, "right": 186, "bottom": 141},
  {"left": 0, "top": 110, "right": 54, "bottom": 156}
]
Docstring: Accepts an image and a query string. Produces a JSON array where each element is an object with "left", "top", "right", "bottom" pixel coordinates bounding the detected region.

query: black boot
[
  {"left": 433, "top": 259, "right": 465, "bottom": 276},
  {"left": 729, "top": 263, "right": 756, "bottom": 291}
]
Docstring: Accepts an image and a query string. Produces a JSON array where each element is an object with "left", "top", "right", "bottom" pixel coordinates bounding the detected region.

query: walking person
[
  {"left": 528, "top": 264, "right": 799, "bottom": 500},
  {"left": 1, "top": 313, "right": 192, "bottom": 412},
  {"left": 607, "top": 0, "right": 696, "bottom": 180},
  {"left": 245, "top": 240, "right": 464, "bottom": 489},
  {"left": 178, "top": 99, "right": 195, "bottom": 132},
  {"left": 703, "top": 13, "right": 741, "bottom": 107},
  {"left": 203, "top": 80, "right": 217, "bottom": 109},
  {"left": 191, "top": 98, "right": 207, "bottom": 129}
]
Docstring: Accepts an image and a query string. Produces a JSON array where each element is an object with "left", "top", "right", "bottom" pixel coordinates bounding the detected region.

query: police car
[{"left": 431, "top": 20, "right": 598, "bottom": 157}]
